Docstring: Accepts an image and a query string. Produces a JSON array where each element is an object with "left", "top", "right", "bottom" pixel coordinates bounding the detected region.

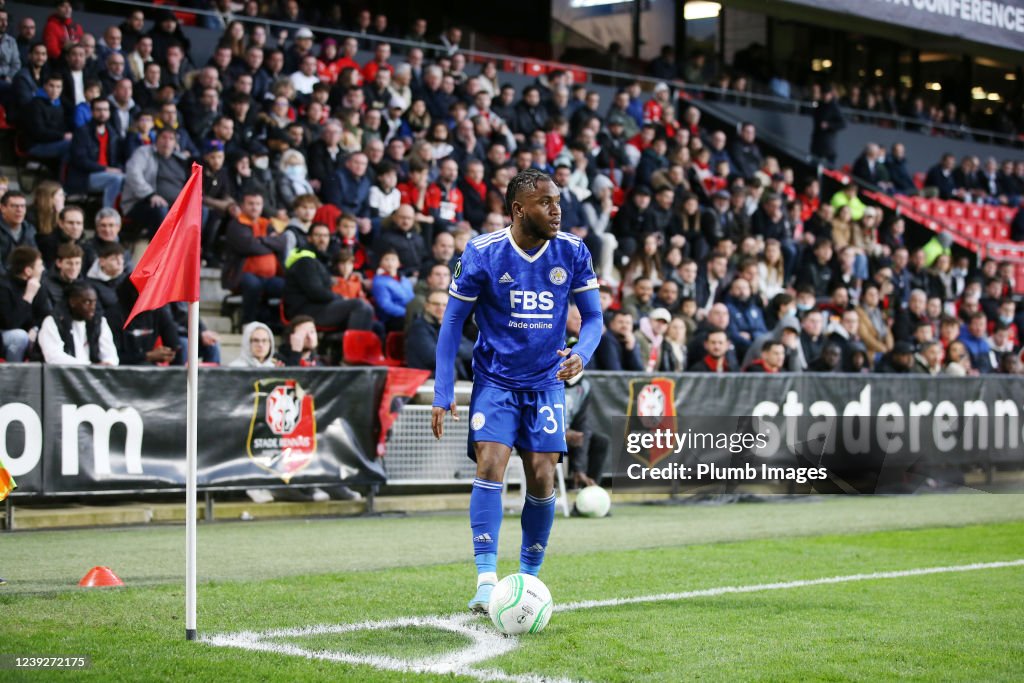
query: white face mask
[
  {"left": 285, "top": 165, "right": 306, "bottom": 181},
  {"left": 253, "top": 156, "right": 269, "bottom": 170}
]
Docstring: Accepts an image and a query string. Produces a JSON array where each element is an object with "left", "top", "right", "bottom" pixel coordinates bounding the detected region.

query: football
[
  {"left": 575, "top": 485, "right": 611, "bottom": 518},
  {"left": 488, "top": 573, "right": 553, "bottom": 635}
]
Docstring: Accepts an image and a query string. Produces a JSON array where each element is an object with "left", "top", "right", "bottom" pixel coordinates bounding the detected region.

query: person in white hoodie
[
  {"left": 229, "top": 322, "right": 280, "bottom": 368},
  {"left": 233, "top": 322, "right": 281, "bottom": 504}
]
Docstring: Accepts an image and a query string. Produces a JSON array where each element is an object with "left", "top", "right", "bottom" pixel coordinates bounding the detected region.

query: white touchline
[{"left": 202, "top": 558, "right": 1024, "bottom": 683}]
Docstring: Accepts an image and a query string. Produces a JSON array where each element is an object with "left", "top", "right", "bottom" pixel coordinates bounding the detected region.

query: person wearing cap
[
  {"left": 643, "top": 82, "right": 672, "bottom": 126},
  {"left": 284, "top": 27, "right": 315, "bottom": 73},
  {"left": 875, "top": 340, "right": 915, "bottom": 373},
  {"left": 636, "top": 307, "right": 672, "bottom": 372}
]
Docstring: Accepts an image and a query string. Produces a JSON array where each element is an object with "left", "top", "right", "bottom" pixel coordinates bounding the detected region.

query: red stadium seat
[
  {"left": 967, "top": 205, "right": 983, "bottom": 220},
  {"left": 385, "top": 331, "right": 406, "bottom": 363},
  {"left": 524, "top": 61, "right": 548, "bottom": 76},
  {"left": 947, "top": 202, "right": 963, "bottom": 218},
  {"left": 999, "top": 206, "right": 1016, "bottom": 223},
  {"left": 932, "top": 201, "right": 949, "bottom": 218},
  {"left": 957, "top": 220, "right": 976, "bottom": 238},
  {"left": 977, "top": 223, "right": 994, "bottom": 240},
  {"left": 995, "top": 223, "right": 1011, "bottom": 241},
  {"left": 984, "top": 207, "right": 1000, "bottom": 222},
  {"left": 343, "top": 330, "right": 400, "bottom": 366}
]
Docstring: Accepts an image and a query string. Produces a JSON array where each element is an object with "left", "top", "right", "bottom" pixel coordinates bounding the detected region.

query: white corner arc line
[{"left": 202, "top": 559, "right": 1024, "bottom": 683}]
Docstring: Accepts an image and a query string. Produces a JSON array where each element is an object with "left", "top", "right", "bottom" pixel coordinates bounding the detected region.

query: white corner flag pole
[{"left": 185, "top": 299, "right": 200, "bottom": 641}]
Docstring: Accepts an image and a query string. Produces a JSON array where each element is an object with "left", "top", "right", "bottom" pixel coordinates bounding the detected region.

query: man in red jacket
[{"left": 43, "top": 0, "right": 82, "bottom": 60}]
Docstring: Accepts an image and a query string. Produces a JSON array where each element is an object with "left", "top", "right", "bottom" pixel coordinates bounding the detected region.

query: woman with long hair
[
  {"left": 657, "top": 316, "right": 688, "bottom": 372},
  {"left": 944, "top": 339, "right": 977, "bottom": 376},
  {"left": 223, "top": 21, "right": 246, "bottom": 59},
  {"left": 30, "top": 180, "right": 65, "bottom": 238},
  {"left": 623, "top": 232, "right": 664, "bottom": 292},
  {"left": 757, "top": 238, "right": 786, "bottom": 301}
]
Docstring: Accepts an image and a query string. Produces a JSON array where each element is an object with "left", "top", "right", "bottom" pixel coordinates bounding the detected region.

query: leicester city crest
[{"left": 548, "top": 266, "right": 568, "bottom": 286}]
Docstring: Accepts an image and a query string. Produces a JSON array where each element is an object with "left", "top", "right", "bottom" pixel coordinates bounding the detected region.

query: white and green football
[
  {"left": 575, "top": 485, "right": 611, "bottom": 518},
  {"left": 488, "top": 573, "right": 553, "bottom": 635}
]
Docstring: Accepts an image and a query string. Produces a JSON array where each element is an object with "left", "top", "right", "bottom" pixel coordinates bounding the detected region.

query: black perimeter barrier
[{"left": 2, "top": 367, "right": 1023, "bottom": 498}]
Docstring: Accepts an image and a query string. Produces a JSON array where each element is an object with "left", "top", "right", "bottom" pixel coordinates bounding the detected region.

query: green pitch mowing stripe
[{"left": 2, "top": 519, "right": 1023, "bottom": 682}]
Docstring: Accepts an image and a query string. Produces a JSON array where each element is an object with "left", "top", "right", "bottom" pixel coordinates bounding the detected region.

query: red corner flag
[{"left": 125, "top": 163, "right": 203, "bottom": 328}]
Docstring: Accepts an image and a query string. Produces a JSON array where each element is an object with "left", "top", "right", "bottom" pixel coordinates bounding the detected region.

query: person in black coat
[
  {"left": 67, "top": 98, "right": 124, "bottom": 208},
  {"left": 372, "top": 206, "right": 428, "bottom": 277},
  {"left": 588, "top": 310, "right": 643, "bottom": 371},
  {"left": 283, "top": 223, "right": 375, "bottom": 331},
  {"left": 0, "top": 246, "right": 50, "bottom": 361},
  {"left": 406, "top": 289, "right": 473, "bottom": 378},
  {"left": 810, "top": 86, "right": 845, "bottom": 166},
  {"left": 924, "top": 154, "right": 957, "bottom": 200},
  {"left": 886, "top": 143, "right": 917, "bottom": 195},
  {"left": 24, "top": 74, "right": 71, "bottom": 163}
]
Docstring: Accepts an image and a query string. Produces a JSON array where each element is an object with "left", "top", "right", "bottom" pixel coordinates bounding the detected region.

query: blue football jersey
[{"left": 449, "top": 227, "right": 598, "bottom": 391}]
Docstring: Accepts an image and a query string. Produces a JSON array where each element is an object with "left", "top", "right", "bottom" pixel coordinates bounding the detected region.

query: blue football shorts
[{"left": 466, "top": 384, "right": 567, "bottom": 461}]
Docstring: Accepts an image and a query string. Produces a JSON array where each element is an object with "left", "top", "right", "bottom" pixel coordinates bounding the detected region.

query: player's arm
[
  {"left": 558, "top": 243, "right": 602, "bottom": 381},
  {"left": 432, "top": 246, "right": 482, "bottom": 439},
  {"left": 557, "top": 288, "right": 602, "bottom": 380},
  {"left": 432, "top": 295, "right": 475, "bottom": 438}
]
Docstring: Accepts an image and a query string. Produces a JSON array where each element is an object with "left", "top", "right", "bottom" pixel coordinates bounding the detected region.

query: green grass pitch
[{"left": 2, "top": 494, "right": 1023, "bottom": 681}]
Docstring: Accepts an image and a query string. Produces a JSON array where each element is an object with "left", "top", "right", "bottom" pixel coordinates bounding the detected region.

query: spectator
[
  {"left": 25, "top": 74, "right": 70, "bottom": 164},
  {"left": 0, "top": 246, "right": 50, "bottom": 361},
  {"left": 324, "top": 152, "right": 372, "bottom": 234},
  {"left": 41, "top": 242, "right": 83, "bottom": 309},
  {"left": 746, "top": 340, "right": 786, "bottom": 373},
  {"left": 875, "top": 340, "right": 915, "bottom": 374},
  {"left": 562, "top": 355, "right": 608, "bottom": 488},
  {"left": 886, "top": 143, "right": 916, "bottom": 194},
  {"left": 222, "top": 192, "right": 286, "bottom": 325},
  {"left": 15, "top": 17, "right": 35, "bottom": 65},
  {"left": 796, "top": 238, "right": 836, "bottom": 300},
  {"left": 230, "top": 321, "right": 282, "bottom": 367},
  {"left": 371, "top": 248, "right": 415, "bottom": 331},
  {"left": 374, "top": 205, "right": 428, "bottom": 277},
  {"left": 728, "top": 122, "right": 764, "bottom": 179},
  {"left": 854, "top": 282, "right": 893, "bottom": 355},
  {"left": 283, "top": 223, "right": 375, "bottom": 330},
  {"left": 912, "top": 340, "right": 944, "bottom": 375},
  {"left": 406, "top": 288, "right": 473, "bottom": 378},
  {"left": 425, "top": 158, "right": 464, "bottom": 233},
  {"left": 959, "top": 312, "right": 994, "bottom": 373},
  {"left": 621, "top": 276, "right": 655, "bottom": 321},
  {"left": 808, "top": 341, "right": 842, "bottom": 372},
  {"left": 723, "top": 277, "right": 767, "bottom": 359},
  {"left": 829, "top": 181, "right": 866, "bottom": 222},
  {"left": 687, "top": 327, "right": 731, "bottom": 372},
  {"left": 67, "top": 97, "right": 124, "bottom": 208},
  {"left": 85, "top": 209, "right": 133, "bottom": 273},
  {"left": 276, "top": 149, "right": 316, "bottom": 209},
  {"left": 851, "top": 142, "right": 893, "bottom": 192},
  {"left": 636, "top": 306, "right": 671, "bottom": 371},
  {"left": 122, "top": 128, "right": 187, "bottom": 235},
  {"left": 275, "top": 314, "right": 322, "bottom": 366},
  {"left": 893, "top": 289, "right": 929, "bottom": 342},
  {"left": 800, "top": 309, "right": 827, "bottom": 367},
  {"left": 924, "top": 153, "right": 957, "bottom": 200},
  {"left": 38, "top": 282, "right": 118, "bottom": 365},
  {"left": 43, "top": 0, "right": 83, "bottom": 61},
  {"left": 0, "top": 192, "right": 35, "bottom": 277},
  {"left": 810, "top": 85, "right": 844, "bottom": 166},
  {"left": 657, "top": 315, "right": 688, "bottom": 371},
  {"left": 13, "top": 42, "right": 48, "bottom": 114},
  {"left": 591, "top": 310, "right": 642, "bottom": 371}
]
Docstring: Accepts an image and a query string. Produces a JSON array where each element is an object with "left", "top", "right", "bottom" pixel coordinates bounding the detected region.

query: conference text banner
[
  {"left": 780, "top": 0, "right": 1024, "bottom": 52},
  {"left": 587, "top": 373, "right": 1024, "bottom": 493}
]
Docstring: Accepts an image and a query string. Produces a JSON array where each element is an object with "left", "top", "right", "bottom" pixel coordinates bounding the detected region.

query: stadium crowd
[{"left": 0, "top": 0, "right": 1022, "bottom": 380}]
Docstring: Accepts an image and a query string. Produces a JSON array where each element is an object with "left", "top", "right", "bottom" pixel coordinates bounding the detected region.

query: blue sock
[
  {"left": 520, "top": 492, "right": 556, "bottom": 576},
  {"left": 471, "top": 478, "right": 503, "bottom": 585}
]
